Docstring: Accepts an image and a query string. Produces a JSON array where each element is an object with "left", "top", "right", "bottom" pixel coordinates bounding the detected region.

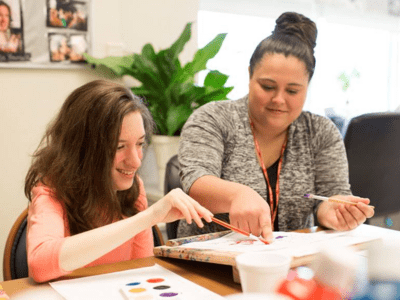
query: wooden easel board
[{"left": 154, "top": 229, "right": 379, "bottom": 283}]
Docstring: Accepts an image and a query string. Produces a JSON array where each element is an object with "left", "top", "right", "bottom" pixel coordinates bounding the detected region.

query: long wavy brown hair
[{"left": 25, "top": 80, "right": 154, "bottom": 235}]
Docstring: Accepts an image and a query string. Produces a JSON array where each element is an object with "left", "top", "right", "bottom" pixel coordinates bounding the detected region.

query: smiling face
[
  {"left": 0, "top": 4, "right": 10, "bottom": 32},
  {"left": 112, "top": 111, "right": 145, "bottom": 191},
  {"left": 248, "top": 53, "right": 309, "bottom": 134}
]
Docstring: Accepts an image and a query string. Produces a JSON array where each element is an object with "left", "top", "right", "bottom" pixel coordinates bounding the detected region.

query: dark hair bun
[{"left": 273, "top": 12, "right": 317, "bottom": 51}]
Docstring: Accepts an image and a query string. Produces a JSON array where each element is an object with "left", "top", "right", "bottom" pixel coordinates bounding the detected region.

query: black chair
[
  {"left": 152, "top": 225, "right": 165, "bottom": 247},
  {"left": 3, "top": 208, "right": 28, "bottom": 280},
  {"left": 3, "top": 208, "right": 164, "bottom": 281},
  {"left": 328, "top": 115, "right": 346, "bottom": 136},
  {"left": 344, "top": 112, "right": 400, "bottom": 225},
  {"left": 164, "top": 155, "right": 182, "bottom": 240}
]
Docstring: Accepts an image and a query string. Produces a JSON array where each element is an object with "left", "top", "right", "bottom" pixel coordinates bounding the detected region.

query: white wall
[{"left": 0, "top": 0, "right": 199, "bottom": 280}]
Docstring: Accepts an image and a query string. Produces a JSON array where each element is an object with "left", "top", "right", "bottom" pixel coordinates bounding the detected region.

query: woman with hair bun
[{"left": 177, "top": 12, "right": 374, "bottom": 240}]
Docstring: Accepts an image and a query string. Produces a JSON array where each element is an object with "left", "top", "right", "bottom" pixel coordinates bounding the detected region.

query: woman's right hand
[
  {"left": 229, "top": 185, "right": 273, "bottom": 242},
  {"left": 148, "top": 188, "right": 213, "bottom": 228}
]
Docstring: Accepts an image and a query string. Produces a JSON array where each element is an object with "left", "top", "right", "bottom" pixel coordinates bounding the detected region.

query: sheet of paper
[
  {"left": 49, "top": 264, "right": 225, "bottom": 300},
  {"left": 181, "top": 230, "right": 378, "bottom": 257}
]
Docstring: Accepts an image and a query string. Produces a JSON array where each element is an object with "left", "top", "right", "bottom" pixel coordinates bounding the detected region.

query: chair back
[
  {"left": 152, "top": 225, "right": 165, "bottom": 247},
  {"left": 3, "top": 208, "right": 29, "bottom": 281},
  {"left": 164, "top": 155, "right": 182, "bottom": 240},
  {"left": 344, "top": 113, "right": 400, "bottom": 217}
]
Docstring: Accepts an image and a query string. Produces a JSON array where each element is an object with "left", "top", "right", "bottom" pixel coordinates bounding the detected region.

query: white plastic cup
[
  {"left": 235, "top": 252, "right": 291, "bottom": 294},
  {"left": 225, "top": 293, "right": 292, "bottom": 299}
]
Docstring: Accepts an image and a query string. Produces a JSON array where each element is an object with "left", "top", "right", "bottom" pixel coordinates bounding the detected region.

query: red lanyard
[{"left": 250, "top": 121, "right": 287, "bottom": 231}]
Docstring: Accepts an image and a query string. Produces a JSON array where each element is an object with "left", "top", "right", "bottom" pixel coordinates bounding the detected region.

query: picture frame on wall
[
  {"left": 0, "top": 0, "right": 91, "bottom": 68},
  {"left": 48, "top": 32, "right": 87, "bottom": 63},
  {"left": 46, "top": 0, "right": 88, "bottom": 31},
  {"left": 0, "top": 0, "right": 30, "bottom": 62},
  {"left": 69, "top": 34, "right": 87, "bottom": 62},
  {"left": 388, "top": 0, "right": 400, "bottom": 16}
]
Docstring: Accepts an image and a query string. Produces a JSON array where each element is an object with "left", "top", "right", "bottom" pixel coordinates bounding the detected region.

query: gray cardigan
[{"left": 177, "top": 96, "right": 352, "bottom": 237}]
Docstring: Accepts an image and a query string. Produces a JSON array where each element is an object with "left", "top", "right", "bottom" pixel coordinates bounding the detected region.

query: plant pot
[{"left": 151, "top": 135, "right": 180, "bottom": 192}]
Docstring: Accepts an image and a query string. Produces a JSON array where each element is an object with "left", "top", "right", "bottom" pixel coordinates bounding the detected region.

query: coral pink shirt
[{"left": 27, "top": 177, "right": 154, "bottom": 283}]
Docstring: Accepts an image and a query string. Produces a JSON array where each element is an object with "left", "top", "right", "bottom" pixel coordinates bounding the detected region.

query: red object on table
[{"left": 276, "top": 271, "right": 341, "bottom": 300}]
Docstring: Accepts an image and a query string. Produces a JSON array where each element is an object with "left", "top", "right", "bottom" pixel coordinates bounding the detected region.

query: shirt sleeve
[
  {"left": 179, "top": 102, "right": 232, "bottom": 194},
  {"left": 132, "top": 176, "right": 154, "bottom": 258},
  {"left": 311, "top": 115, "right": 352, "bottom": 222},
  {"left": 312, "top": 115, "right": 352, "bottom": 196},
  {"left": 27, "top": 185, "right": 72, "bottom": 283}
]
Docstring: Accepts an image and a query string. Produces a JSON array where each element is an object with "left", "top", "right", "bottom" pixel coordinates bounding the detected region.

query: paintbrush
[
  {"left": 211, "top": 217, "right": 270, "bottom": 244},
  {"left": 304, "top": 193, "right": 375, "bottom": 208}
]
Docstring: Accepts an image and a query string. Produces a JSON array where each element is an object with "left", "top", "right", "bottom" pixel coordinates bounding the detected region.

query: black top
[{"left": 266, "top": 158, "right": 280, "bottom": 231}]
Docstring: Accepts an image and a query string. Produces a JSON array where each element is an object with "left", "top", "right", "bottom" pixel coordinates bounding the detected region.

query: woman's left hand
[{"left": 316, "top": 195, "right": 375, "bottom": 231}]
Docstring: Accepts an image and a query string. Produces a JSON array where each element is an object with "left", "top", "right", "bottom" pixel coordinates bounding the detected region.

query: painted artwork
[
  {"left": 49, "top": 264, "right": 225, "bottom": 300},
  {"left": 180, "top": 230, "right": 377, "bottom": 258}
]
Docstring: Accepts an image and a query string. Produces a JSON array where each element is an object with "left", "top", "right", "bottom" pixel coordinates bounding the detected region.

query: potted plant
[{"left": 84, "top": 22, "right": 233, "bottom": 190}]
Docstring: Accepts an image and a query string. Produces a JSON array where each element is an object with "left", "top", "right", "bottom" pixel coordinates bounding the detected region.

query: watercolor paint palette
[
  {"left": 50, "top": 264, "right": 225, "bottom": 300},
  {"left": 120, "top": 276, "right": 182, "bottom": 299}
]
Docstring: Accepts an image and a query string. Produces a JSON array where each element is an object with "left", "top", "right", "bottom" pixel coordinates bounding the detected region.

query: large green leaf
[
  {"left": 166, "top": 105, "right": 193, "bottom": 136},
  {"left": 202, "top": 86, "right": 233, "bottom": 101},
  {"left": 190, "top": 33, "right": 227, "bottom": 70},
  {"left": 204, "top": 70, "right": 229, "bottom": 88},
  {"left": 83, "top": 53, "right": 134, "bottom": 76},
  {"left": 185, "top": 85, "right": 233, "bottom": 108},
  {"left": 121, "top": 63, "right": 163, "bottom": 94},
  {"left": 130, "top": 86, "right": 158, "bottom": 98},
  {"left": 152, "top": 24, "right": 191, "bottom": 88},
  {"left": 124, "top": 56, "right": 168, "bottom": 96},
  {"left": 145, "top": 23, "right": 190, "bottom": 95},
  {"left": 172, "top": 33, "right": 227, "bottom": 84},
  {"left": 168, "top": 23, "right": 192, "bottom": 60},
  {"left": 148, "top": 107, "right": 167, "bottom": 135},
  {"left": 154, "top": 50, "right": 180, "bottom": 90},
  {"left": 141, "top": 43, "right": 157, "bottom": 60},
  {"left": 131, "top": 55, "right": 161, "bottom": 83},
  {"left": 165, "top": 81, "right": 195, "bottom": 106}
]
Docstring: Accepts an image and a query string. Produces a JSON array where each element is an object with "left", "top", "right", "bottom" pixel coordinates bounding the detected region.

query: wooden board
[{"left": 154, "top": 229, "right": 379, "bottom": 283}]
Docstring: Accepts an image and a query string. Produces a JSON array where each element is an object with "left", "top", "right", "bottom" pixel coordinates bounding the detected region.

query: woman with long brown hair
[{"left": 25, "top": 80, "right": 212, "bottom": 283}]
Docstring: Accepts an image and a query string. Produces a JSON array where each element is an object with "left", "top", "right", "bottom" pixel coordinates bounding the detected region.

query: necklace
[{"left": 249, "top": 120, "right": 287, "bottom": 231}]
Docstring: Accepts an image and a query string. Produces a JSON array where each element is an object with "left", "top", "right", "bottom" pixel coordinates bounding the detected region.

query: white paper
[
  {"left": 50, "top": 264, "right": 225, "bottom": 300},
  {"left": 181, "top": 230, "right": 379, "bottom": 258}
]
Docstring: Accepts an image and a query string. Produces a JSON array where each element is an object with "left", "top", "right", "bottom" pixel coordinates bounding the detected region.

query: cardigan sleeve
[
  {"left": 179, "top": 101, "right": 234, "bottom": 194},
  {"left": 311, "top": 115, "right": 352, "bottom": 225},
  {"left": 311, "top": 115, "right": 352, "bottom": 197},
  {"left": 27, "top": 185, "right": 72, "bottom": 283}
]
